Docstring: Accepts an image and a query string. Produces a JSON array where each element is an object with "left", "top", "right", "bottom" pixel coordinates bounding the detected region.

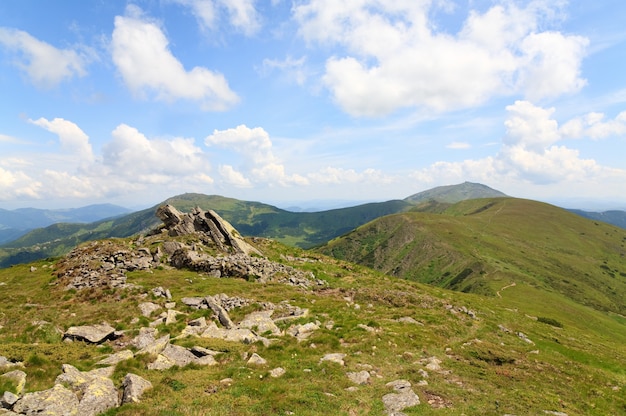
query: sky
[{"left": 1, "top": 0, "right": 626, "bottom": 211}]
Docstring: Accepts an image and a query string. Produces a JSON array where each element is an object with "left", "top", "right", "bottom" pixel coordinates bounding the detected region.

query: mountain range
[
  {"left": 1, "top": 183, "right": 625, "bottom": 415},
  {"left": 0, "top": 204, "right": 130, "bottom": 244},
  {"left": 1, "top": 182, "right": 625, "bottom": 269}
]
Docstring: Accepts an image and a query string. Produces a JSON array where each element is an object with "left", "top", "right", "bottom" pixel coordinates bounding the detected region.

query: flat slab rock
[{"left": 64, "top": 323, "right": 117, "bottom": 344}]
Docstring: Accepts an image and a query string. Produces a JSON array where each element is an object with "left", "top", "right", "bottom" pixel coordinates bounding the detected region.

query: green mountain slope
[
  {"left": 0, "top": 193, "right": 413, "bottom": 267},
  {"left": 1, "top": 232, "right": 625, "bottom": 414},
  {"left": 318, "top": 198, "right": 626, "bottom": 315},
  {"left": 404, "top": 181, "right": 507, "bottom": 204}
]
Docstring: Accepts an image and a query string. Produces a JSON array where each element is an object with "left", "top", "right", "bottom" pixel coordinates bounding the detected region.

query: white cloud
[
  {"left": 503, "top": 101, "right": 560, "bottom": 152},
  {"left": 103, "top": 124, "right": 208, "bottom": 180},
  {"left": 0, "top": 27, "right": 94, "bottom": 88},
  {"left": 293, "top": 1, "right": 588, "bottom": 116},
  {"left": 0, "top": 166, "right": 41, "bottom": 199},
  {"left": 260, "top": 56, "right": 308, "bottom": 85},
  {"left": 446, "top": 141, "right": 471, "bottom": 150},
  {"left": 218, "top": 165, "right": 252, "bottom": 187},
  {"left": 205, "top": 124, "right": 310, "bottom": 186},
  {"left": 411, "top": 100, "right": 625, "bottom": 187},
  {"left": 560, "top": 111, "right": 626, "bottom": 140},
  {"left": 28, "top": 117, "right": 94, "bottom": 162},
  {"left": 172, "top": 0, "right": 261, "bottom": 35},
  {"left": 111, "top": 5, "right": 239, "bottom": 111}
]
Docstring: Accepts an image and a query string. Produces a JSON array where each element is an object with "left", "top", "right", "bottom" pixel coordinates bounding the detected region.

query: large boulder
[
  {"left": 12, "top": 384, "right": 79, "bottom": 415},
  {"left": 64, "top": 323, "right": 117, "bottom": 344},
  {"left": 121, "top": 373, "right": 153, "bottom": 404}
]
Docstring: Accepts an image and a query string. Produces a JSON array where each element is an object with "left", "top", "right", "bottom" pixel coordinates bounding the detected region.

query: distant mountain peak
[{"left": 405, "top": 182, "right": 507, "bottom": 204}]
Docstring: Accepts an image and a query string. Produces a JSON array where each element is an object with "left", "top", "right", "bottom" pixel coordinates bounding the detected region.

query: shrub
[{"left": 537, "top": 316, "right": 563, "bottom": 328}]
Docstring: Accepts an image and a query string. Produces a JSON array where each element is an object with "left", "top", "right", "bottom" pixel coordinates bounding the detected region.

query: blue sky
[{"left": 1, "top": 0, "right": 625, "bottom": 210}]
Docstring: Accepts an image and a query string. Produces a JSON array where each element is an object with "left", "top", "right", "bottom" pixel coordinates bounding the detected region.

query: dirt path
[{"left": 496, "top": 282, "right": 516, "bottom": 298}]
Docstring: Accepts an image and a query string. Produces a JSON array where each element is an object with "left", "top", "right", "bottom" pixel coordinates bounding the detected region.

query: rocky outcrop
[
  {"left": 156, "top": 205, "right": 261, "bottom": 256},
  {"left": 12, "top": 384, "right": 79, "bottom": 416},
  {"left": 63, "top": 323, "right": 118, "bottom": 344},
  {"left": 382, "top": 379, "right": 421, "bottom": 415},
  {"left": 54, "top": 206, "right": 326, "bottom": 292},
  {"left": 121, "top": 374, "right": 152, "bottom": 405}
]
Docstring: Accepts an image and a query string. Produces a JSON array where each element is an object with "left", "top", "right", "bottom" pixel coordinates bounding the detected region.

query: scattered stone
[
  {"left": 165, "top": 302, "right": 176, "bottom": 309},
  {"left": 1, "top": 391, "right": 19, "bottom": 408},
  {"left": 130, "top": 327, "right": 159, "bottom": 350},
  {"left": 518, "top": 332, "right": 535, "bottom": 344},
  {"left": 64, "top": 323, "right": 117, "bottom": 344},
  {"left": 397, "top": 316, "right": 423, "bottom": 325},
  {"left": 247, "top": 353, "right": 267, "bottom": 366},
  {"left": 424, "top": 356, "right": 442, "bottom": 372},
  {"left": 239, "top": 310, "right": 281, "bottom": 336},
  {"left": 347, "top": 370, "right": 370, "bottom": 385},
  {"left": 357, "top": 323, "right": 376, "bottom": 332},
  {"left": 205, "top": 295, "right": 235, "bottom": 329},
  {"left": 121, "top": 373, "right": 153, "bottom": 405},
  {"left": 382, "top": 380, "right": 420, "bottom": 415},
  {"left": 13, "top": 384, "right": 79, "bottom": 416},
  {"left": 320, "top": 353, "right": 346, "bottom": 366},
  {"left": 138, "top": 302, "right": 161, "bottom": 317},
  {"left": 137, "top": 334, "right": 170, "bottom": 356},
  {"left": 287, "top": 322, "right": 319, "bottom": 341},
  {"left": 0, "top": 357, "right": 20, "bottom": 370},
  {"left": 97, "top": 350, "right": 134, "bottom": 366},
  {"left": 77, "top": 376, "right": 119, "bottom": 416},
  {"left": 270, "top": 367, "right": 286, "bottom": 378},
  {"left": 200, "top": 322, "right": 258, "bottom": 344},
  {"left": 1, "top": 370, "right": 26, "bottom": 395}
]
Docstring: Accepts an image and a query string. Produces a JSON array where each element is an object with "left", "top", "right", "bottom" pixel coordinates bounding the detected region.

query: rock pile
[{"left": 55, "top": 205, "right": 326, "bottom": 291}]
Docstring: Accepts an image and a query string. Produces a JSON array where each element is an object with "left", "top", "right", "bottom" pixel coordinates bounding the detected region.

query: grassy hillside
[
  {"left": 1, "top": 236, "right": 625, "bottom": 415},
  {"left": 318, "top": 198, "right": 626, "bottom": 315},
  {"left": 404, "top": 181, "right": 507, "bottom": 204},
  {"left": 0, "top": 194, "right": 413, "bottom": 267}
]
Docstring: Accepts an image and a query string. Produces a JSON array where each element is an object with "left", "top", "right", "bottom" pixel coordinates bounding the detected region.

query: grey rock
[
  {"left": 287, "top": 322, "right": 319, "bottom": 341},
  {"left": 270, "top": 367, "right": 286, "bottom": 378},
  {"left": 138, "top": 302, "right": 161, "bottom": 317},
  {"left": 96, "top": 350, "right": 134, "bottom": 366},
  {"left": 130, "top": 327, "right": 159, "bottom": 350},
  {"left": 77, "top": 376, "right": 119, "bottom": 416},
  {"left": 190, "top": 346, "right": 220, "bottom": 357},
  {"left": 148, "top": 344, "right": 197, "bottom": 370},
  {"left": 382, "top": 390, "right": 420, "bottom": 415},
  {"left": 205, "top": 296, "right": 235, "bottom": 329},
  {"left": 320, "top": 353, "right": 346, "bottom": 366},
  {"left": 2, "top": 391, "right": 19, "bottom": 408},
  {"left": 347, "top": 370, "right": 370, "bottom": 385},
  {"left": 181, "top": 297, "right": 205, "bottom": 308},
  {"left": 137, "top": 334, "right": 170, "bottom": 356},
  {"left": 200, "top": 322, "right": 258, "bottom": 344},
  {"left": 64, "top": 323, "right": 117, "bottom": 344},
  {"left": 121, "top": 373, "right": 153, "bottom": 404},
  {"left": 239, "top": 310, "right": 281, "bottom": 336},
  {"left": 247, "top": 353, "right": 267, "bottom": 366},
  {"left": 1, "top": 370, "right": 26, "bottom": 395},
  {"left": 13, "top": 384, "right": 79, "bottom": 416}
]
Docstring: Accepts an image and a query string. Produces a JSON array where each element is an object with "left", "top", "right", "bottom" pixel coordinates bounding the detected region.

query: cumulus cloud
[
  {"left": 103, "top": 124, "right": 209, "bottom": 181},
  {"left": 111, "top": 5, "right": 239, "bottom": 110},
  {"left": 0, "top": 27, "right": 94, "bottom": 88},
  {"left": 0, "top": 166, "right": 41, "bottom": 199},
  {"left": 219, "top": 165, "right": 252, "bottom": 187},
  {"left": 173, "top": 0, "right": 261, "bottom": 35},
  {"left": 293, "top": 1, "right": 588, "bottom": 116},
  {"left": 205, "top": 124, "right": 308, "bottom": 186},
  {"left": 28, "top": 117, "right": 94, "bottom": 162},
  {"left": 560, "top": 111, "right": 626, "bottom": 140},
  {"left": 411, "top": 100, "right": 624, "bottom": 187}
]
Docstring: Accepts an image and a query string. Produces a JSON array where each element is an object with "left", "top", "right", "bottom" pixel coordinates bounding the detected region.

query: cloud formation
[
  {"left": 411, "top": 100, "right": 623, "bottom": 187},
  {"left": 293, "top": 1, "right": 588, "bottom": 116},
  {"left": 111, "top": 5, "right": 239, "bottom": 110},
  {"left": 29, "top": 117, "right": 94, "bottom": 162},
  {"left": 173, "top": 0, "right": 261, "bottom": 35},
  {"left": 205, "top": 124, "right": 308, "bottom": 187},
  {"left": 0, "top": 27, "right": 94, "bottom": 88}
]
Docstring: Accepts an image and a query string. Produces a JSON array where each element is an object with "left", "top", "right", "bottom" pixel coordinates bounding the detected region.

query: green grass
[{"left": 1, "top": 236, "right": 626, "bottom": 415}]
